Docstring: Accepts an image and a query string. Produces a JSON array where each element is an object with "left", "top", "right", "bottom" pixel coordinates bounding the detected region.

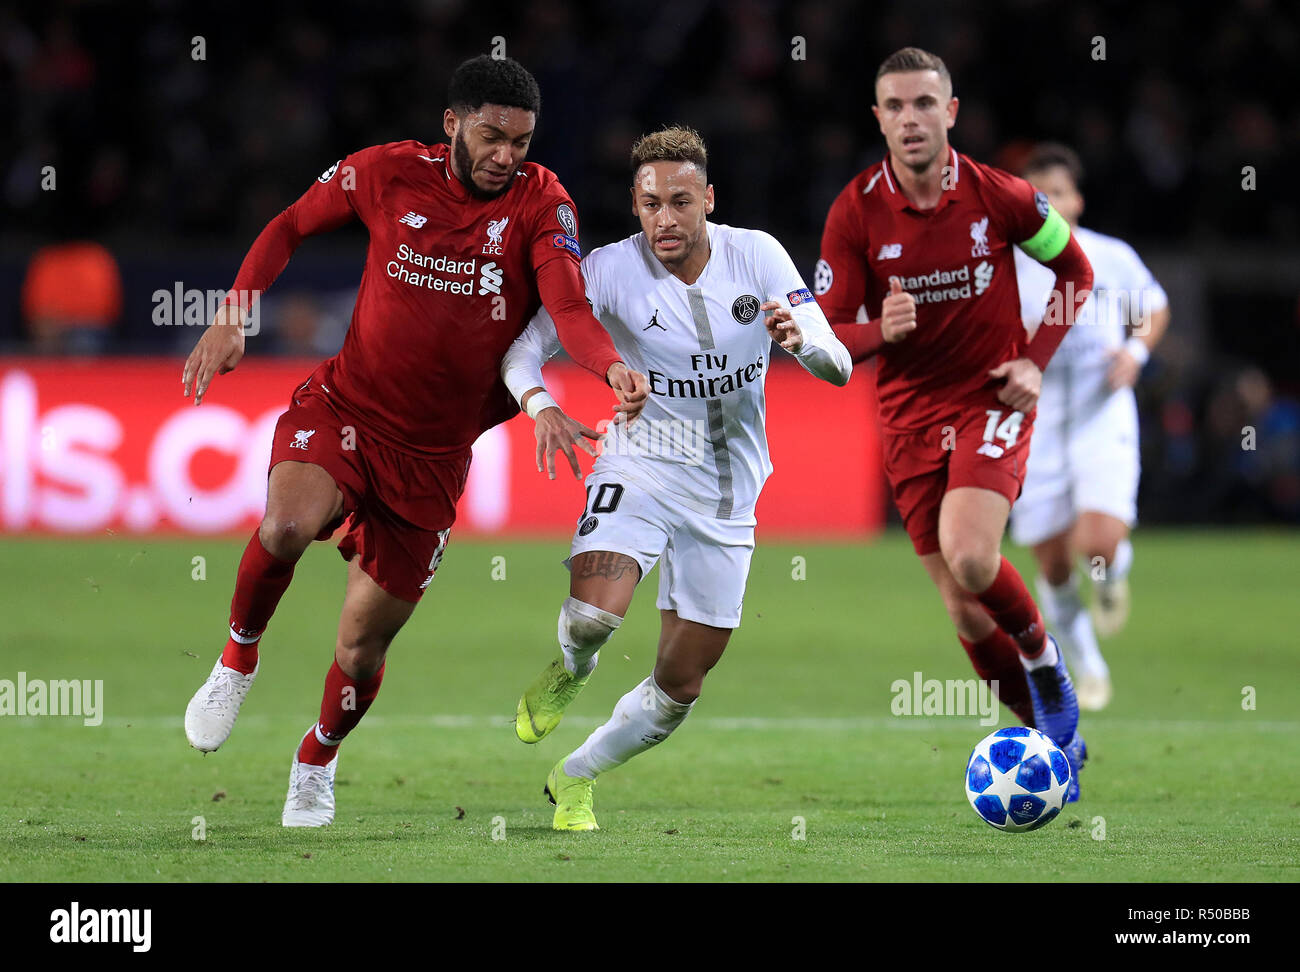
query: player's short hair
[
  {"left": 1022, "top": 142, "right": 1085, "bottom": 186},
  {"left": 875, "top": 47, "right": 952, "bottom": 97},
  {"left": 630, "top": 126, "right": 708, "bottom": 182},
  {"left": 447, "top": 54, "right": 541, "bottom": 116}
]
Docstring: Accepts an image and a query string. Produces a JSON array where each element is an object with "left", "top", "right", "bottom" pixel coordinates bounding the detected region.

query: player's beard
[{"left": 453, "top": 130, "right": 516, "bottom": 200}]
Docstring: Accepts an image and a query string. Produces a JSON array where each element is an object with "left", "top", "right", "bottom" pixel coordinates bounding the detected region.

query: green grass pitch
[{"left": 1, "top": 530, "right": 1296, "bottom": 882}]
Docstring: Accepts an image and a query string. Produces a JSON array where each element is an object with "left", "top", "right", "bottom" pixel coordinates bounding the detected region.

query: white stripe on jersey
[{"left": 502, "top": 222, "right": 850, "bottom": 519}]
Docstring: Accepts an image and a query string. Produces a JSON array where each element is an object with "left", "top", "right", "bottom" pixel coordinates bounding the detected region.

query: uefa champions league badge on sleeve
[{"left": 556, "top": 204, "right": 577, "bottom": 238}]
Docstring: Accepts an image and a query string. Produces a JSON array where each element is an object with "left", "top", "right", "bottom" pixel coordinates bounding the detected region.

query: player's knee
[
  {"left": 1040, "top": 555, "right": 1073, "bottom": 587},
  {"left": 258, "top": 513, "right": 316, "bottom": 560},
  {"left": 335, "top": 638, "right": 388, "bottom": 680},
  {"left": 944, "top": 545, "right": 1000, "bottom": 594},
  {"left": 558, "top": 597, "right": 622, "bottom": 652}
]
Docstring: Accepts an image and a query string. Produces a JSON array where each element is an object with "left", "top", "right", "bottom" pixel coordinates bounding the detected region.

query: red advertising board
[{"left": 0, "top": 358, "right": 883, "bottom": 538}]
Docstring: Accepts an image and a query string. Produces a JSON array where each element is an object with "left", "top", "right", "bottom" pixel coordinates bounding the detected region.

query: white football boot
[
  {"left": 282, "top": 747, "right": 338, "bottom": 827},
  {"left": 185, "top": 657, "right": 259, "bottom": 752}
]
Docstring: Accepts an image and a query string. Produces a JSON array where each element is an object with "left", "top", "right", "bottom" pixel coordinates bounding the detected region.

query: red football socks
[
  {"left": 975, "top": 557, "right": 1047, "bottom": 658},
  {"left": 221, "top": 530, "right": 297, "bottom": 674},
  {"left": 297, "top": 660, "right": 387, "bottom": 766},
  {"left": 960, "top": 629, "right": 1035, "bottom": 727}
]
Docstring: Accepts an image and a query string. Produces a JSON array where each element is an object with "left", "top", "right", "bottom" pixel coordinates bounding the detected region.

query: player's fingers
[
  {"left": 536, "top": 437, "right": 545, "bottom": 473},
  {"left": 760, "top": 300, "right": 781, "bottom": 312},
  {"left": 194, "top": 355, "right": 217, "bottom": 405},
  {"left": 889, "top": 276, "right": 903, "bottom": 296},
  {"left": 561, "top": 439, "right": 583, "bottom": 479},
  {"left": 574, "top": 421, "right": 602, "bottom": 440},
  {"left": 544, "top": 440, "right": 559, "bottom": 480}
]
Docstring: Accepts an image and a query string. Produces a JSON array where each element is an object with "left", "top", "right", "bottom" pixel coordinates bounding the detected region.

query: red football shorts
[
  {"left": 883, "top": 404, "right": 1035, "bottom": 556},
  {"left": 267, "top": 379, "right": 469, "bottom": 602}
]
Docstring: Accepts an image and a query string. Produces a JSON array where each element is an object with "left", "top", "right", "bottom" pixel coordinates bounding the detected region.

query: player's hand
[
  {"left": 534, "top": 405, "right": 601, "bottom": 481},
  {"left": 1105, "top": 346, "right": 1142, "bottom": 390},
  {"left": 881, "top": 276, "right": 917, "bottom": 343},
  {"left": 182, "top": 304, "right": 247, "bottom": 405},
  {"left": 762, "top": 300, "right": 803, "bottom": 353},
  {"left": 988, "top": 357, "right": 1042, "bottom": 413},
  {"left": 606, "top": 361, "right": 649, "bottom": 425}
]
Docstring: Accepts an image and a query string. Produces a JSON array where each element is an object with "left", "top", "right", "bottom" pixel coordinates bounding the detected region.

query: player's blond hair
[
  {"left": 630, "top": 126, "right": 708, "bottom": 180},
  {"left": 875, "top": 47, "right": 952, "bottom": 98}
]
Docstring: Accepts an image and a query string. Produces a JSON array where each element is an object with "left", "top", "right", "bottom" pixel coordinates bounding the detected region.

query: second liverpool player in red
[
  {"left": 180, "top": 55, "right": 648, "bottom": 826},
  {"left": 817, "top": 48, "right": 1094, "bottom": 800}
]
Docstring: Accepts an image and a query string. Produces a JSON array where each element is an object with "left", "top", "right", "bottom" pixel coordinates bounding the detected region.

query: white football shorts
[
  {"left": 567, "top": 471, "right": 755, "bottom": 629},
  {"left": 1011, "top": 380, "right": 1140, "bottom": 547}
]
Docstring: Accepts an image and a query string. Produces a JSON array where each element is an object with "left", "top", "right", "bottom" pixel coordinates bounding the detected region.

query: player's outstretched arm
[
  {"left": 181, "top": 153, "right": 361, "bottom": 404},
  {"left": 502, "top": 309, "right": 600, "bottom": 479}
]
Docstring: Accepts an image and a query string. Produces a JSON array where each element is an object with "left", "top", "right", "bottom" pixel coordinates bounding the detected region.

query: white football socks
[
  {"left": 1101, "top": 538, "right": 1133, "bottom": 585},
  {"left": 557, "top": 596, "right": 622, "bottom": 679},
  {"left": 1037, "top": 574, "right": 1107, "bottom": 676},
  {"left": 564, "top": 675, "right": 693, "bottom": 780}
]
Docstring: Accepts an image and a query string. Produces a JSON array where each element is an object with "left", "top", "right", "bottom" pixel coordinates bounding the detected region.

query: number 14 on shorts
[{"left": 978, "top": 409, "right": 1023, "bottom": 459}]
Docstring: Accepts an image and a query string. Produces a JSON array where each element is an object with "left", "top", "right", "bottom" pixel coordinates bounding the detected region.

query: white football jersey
[
  {"left": 1015, "top": 225, "right": 1168, "bottom": 370},
  {"left": 503, "top": 222, "right": 851, "bottom": 519}
]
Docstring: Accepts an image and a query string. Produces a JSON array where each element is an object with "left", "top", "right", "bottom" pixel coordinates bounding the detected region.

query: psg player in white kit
[
  {"left": 500, "top": 127, "right": 852, "bottom": 830},
  {"left": 1010, "top": 143, "right": 1170, "bottom": 709}
]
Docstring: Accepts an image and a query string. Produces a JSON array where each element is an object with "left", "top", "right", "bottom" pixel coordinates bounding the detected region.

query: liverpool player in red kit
[
  {"left": 817, "top": 48, "right": 1094, "bottom": 800},
  {"left": 180, "top": 56, "right": 648, "bottom": 826}
]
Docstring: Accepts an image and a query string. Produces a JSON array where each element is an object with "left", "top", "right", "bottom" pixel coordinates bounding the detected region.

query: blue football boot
[
  {"left": 1063, "top": 733, "right": 1087, "bottom": 803},
  {"left": 1025, "top": 634, "right": 1081, "bottom": 750}
]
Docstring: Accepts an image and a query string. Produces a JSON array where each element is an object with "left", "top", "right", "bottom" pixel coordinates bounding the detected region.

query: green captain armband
[{"left": 1019, "top": 205, "right": 1071, "bottom": 262}]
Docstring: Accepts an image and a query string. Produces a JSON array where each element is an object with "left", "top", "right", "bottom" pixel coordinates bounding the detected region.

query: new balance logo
[
  {"left": 976, "top": 441, "right": 1004, "bottom": 459},
  {"left": 290, "top": 429, "right": 316, "bottom": 450},
  {"left": 399, "top": 211, "right": 428, "bottom": 228},
  {"left": 643, "top": 309, "right": 665, "bottom": 331},
  {"left": 877, "top": 243, "right": 903, "bottom": 260}
]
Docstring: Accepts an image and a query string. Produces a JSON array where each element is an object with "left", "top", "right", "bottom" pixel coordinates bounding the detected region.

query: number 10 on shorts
[{"left": 978, "top": 409, "right": 1023, "bottom": 459}]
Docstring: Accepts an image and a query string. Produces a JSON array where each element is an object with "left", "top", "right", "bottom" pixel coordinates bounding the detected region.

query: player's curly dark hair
[{"left": 447, "top": 54, "right": 541, "bottom": 115}]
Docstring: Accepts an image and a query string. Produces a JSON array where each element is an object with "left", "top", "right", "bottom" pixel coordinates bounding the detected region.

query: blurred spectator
[{"left": 20, "top": 240, "right": 122, "bottom": 353}]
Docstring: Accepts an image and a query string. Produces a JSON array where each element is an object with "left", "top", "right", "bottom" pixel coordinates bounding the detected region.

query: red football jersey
[
  {"left": 817, "top": 147, "right": 1054, "bottom": 432},
  {"left": 227, "top": 140, "right": 618, "bottom": 456}
]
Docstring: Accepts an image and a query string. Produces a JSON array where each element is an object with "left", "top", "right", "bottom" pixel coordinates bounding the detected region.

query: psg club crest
[{"left": 731, "top": 294, "right": 760, "bottom": 324}]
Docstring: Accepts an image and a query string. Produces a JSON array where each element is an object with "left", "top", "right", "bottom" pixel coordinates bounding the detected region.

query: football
[{"left": 965, "top": 727, "right": 1071, "bottom": 832}]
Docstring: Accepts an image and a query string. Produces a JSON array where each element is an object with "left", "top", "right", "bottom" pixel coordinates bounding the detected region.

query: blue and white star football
[{"left": 964, "top": 727, "right": 1071, "bottom": 832}]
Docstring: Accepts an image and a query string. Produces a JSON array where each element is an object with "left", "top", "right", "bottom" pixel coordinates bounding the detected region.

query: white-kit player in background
[
  {"left": 501, "top": 126, "right": 851, "bottom": 830},
  {"left": 1010, "top": 143, "right": 1171, "bottom": 709}
]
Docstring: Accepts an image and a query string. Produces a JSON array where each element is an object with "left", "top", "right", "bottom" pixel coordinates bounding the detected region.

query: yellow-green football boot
[
  {"left": 515, "top": 655, "right": 590, "bottom": 744},
  {"left": 545, "top": 758, "right": 598, "bottom": 831}
]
